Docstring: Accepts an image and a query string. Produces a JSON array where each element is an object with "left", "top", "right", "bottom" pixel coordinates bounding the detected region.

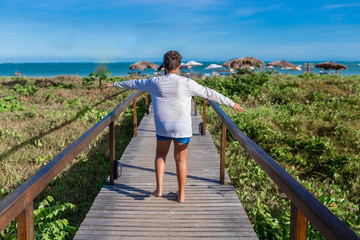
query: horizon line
[{"left": 1, "top": 60, "right": 359, "bottom": 64}]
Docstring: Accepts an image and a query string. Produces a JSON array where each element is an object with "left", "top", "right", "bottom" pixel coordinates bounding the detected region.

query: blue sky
[{"left": 0, "top": 0, "right": 359, "bottom": 62}]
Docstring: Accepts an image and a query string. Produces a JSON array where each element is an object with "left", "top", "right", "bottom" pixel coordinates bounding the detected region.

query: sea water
[{"left": 0, "top": 61, "right": 359, "bottom": 77}]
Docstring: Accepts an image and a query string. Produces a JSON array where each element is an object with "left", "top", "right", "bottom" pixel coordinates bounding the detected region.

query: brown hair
[{"left": 163, "top": 50, "right": 182, "bottom": 72}]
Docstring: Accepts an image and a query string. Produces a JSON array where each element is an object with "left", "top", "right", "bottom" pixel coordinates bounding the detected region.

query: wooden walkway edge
[{"left": 74, "top": 105, "right": 258, "bottom": 239}]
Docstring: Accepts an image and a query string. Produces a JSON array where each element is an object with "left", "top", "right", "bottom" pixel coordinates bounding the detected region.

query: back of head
[{"left": 163, "top": 50, "right": 182, "bottom": 72}]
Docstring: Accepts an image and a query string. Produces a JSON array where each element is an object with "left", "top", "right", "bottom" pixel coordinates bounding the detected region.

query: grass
[
  {"left": 0, "top": 75, "right": 146, "bottom": 239},
  {"left": 197, "top": 71, "right": 360, "bottom": 239}
]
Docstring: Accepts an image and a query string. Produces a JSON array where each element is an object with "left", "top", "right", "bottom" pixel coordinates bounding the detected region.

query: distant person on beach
[
  {"left": 319, "top": 70, "right": 323, "bottom": 75},
  {"left": 104, "top": 50, "right": 244, "bottom": 203}
]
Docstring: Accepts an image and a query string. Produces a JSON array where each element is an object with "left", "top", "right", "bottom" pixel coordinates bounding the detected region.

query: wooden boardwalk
[{"left": 74, "top": 105, "right": 257, "bottom": 239}]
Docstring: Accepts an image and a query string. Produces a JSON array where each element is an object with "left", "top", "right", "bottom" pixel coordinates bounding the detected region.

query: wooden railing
[
  {"left": 200, "top": 98, "right": 359, "bottom": 240},
  {"left": 0, "top": 91, "right": 147, "bottom": 240}
]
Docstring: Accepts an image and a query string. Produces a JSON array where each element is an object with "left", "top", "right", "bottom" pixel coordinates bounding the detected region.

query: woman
[{"left": 104, "top": 50, "right": 244, "bottom": 202}]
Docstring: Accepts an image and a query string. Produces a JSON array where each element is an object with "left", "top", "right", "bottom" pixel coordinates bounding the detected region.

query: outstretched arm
[
  {"left": 232, "top": 103, "right": 245, "bottom": 112},
  {"left": 188, "top": 80, "right": 245, "bottom": 112},
  {"left": 103, "top": 79, "right": 153, "bottom": 91}
]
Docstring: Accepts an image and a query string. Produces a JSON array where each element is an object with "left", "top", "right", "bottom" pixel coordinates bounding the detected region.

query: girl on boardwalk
[{"left": 104, "top": 50, "right": 244, "bottom": 202}]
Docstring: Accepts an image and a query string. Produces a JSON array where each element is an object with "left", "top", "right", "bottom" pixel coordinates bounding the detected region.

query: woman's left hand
[{"left": 233, "top": 103, "right": 245, "bottom": 113}]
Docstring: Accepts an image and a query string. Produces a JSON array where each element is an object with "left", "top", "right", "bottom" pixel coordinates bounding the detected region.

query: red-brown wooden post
[
  {"left": 133, "top": 99, "right": 137, "bottom": 137},
  {"left": 193, "top": 96, "right": 197, "bottom": 116},
  {"left": 109, "top": 121, "right": 115, "bottom": 185},
  {"left": 202, "top": 99, "right": 207, "bottom": 135},
  {"left": 290, "top": 203, "right": 308, "bottom": 240},
  {"left": 16, "top": 202, "right": 34, "bottom": 240},
  {"left": 220, "top": 122, "right": 226, "bottom": 184},
  {"left": 145, "top": 92, "right": 149, "bottom": 115}
]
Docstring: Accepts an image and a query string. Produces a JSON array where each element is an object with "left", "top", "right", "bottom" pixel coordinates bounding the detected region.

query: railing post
[
  {"left": 290, "top": 202, "right": 307, "bottom": 240},
  {"left": 202, "top": 99, "right": 206, "bottom": 135},
  {"left": 145, "top": 92, "right": 149, "bottom": 115},
  {"left": 16, "top": 202, "right": 34, "bottom": 240},
  {"left": 220, "top": 121, "right": 226, "bottom": 184},
  {"left": 109, "top": 121, "right": 115, "bottom": 185},
  {"left": 193, "top": 96, "right": 197, "bottom": 116},
  {"left": 133, "top": 99, "right": 137, "bottom": 137}
]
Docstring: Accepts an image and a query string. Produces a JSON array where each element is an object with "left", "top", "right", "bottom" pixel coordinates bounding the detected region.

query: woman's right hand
[{"left": 103, "top": 83, "right": 114, "bottom": 87}]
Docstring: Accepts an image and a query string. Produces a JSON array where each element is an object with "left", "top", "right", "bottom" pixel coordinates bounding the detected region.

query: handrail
[
  {"left": 201, "top": 99, "right": 359, "bottom": 240},
  {"left": 0, "top": 90, "right": 145, "bottom": 239}
]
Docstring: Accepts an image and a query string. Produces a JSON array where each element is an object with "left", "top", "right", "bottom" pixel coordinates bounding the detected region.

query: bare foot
[
  {"left": 151, "top": 190, "right": 162, "bottom": 197},
  {"left": 177, "top": 191, "right": 185, "bottom": 203}
]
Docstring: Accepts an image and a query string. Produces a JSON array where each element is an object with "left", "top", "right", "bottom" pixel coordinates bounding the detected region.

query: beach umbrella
[
  {"left": 315, "top": 61, "right": 347, "bottom": 71},
  {"left": 267, "top": 60, "right": 299, "bottom": 70},
  {"left": 223, "top": 57, "right": 264, "bottom": 70},
  {"left": 186, "top": 60, "right": 203, "bottom": 72},
  {"left": 186, "top": 60, "right": 203, "bottom": 67},
  {"left": 204, "top": 64, "right": 223, "bottom": 73},
  {"left": 130, "top": 60, "right": 159, "bottom": 71}
]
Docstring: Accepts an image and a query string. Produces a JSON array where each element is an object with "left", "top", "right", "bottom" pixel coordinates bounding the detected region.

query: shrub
[{"left": 0, "top": 196, "right": 76, "bottom": 240}]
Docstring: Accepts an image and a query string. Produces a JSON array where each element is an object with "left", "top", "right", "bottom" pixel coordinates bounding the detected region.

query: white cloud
[
  {"left": 235, "top": 4, "right": 282, "bottom": 17},
  {"left": 324, "top": 3, "right": 360, "bottom": 10}
]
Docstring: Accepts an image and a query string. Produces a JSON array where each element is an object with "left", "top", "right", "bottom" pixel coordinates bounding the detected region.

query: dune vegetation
[
  {"left": 0, "top": 75, "right": 147, "bottom": 239},
  {"left": 0, "top": 70, "right": 359, "bottom": 239},
  {"left": 197, "top": 70, "right": 360, "bottom": 238}
]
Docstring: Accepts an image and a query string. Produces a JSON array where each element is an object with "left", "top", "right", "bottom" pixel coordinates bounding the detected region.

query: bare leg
[
  {"left": 153, "top": 139, "right": 172, "bottom": 197},
  {"left": 173, "top": 141, "right": 188, "bottom": 203}
]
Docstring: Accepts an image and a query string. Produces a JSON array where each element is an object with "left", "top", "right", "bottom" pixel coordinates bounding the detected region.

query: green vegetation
[
  {"left": 2, "top": 196, "right": 76, "bottom": 240},
  {"left": 82, "top": 67, "right": 123, "bottom": 87},
  {"left": 1, "top": 71, "right": 359, "bottom": 239},
  {"left": 0, "top": 75, "right": 146, "bottom": 239},
  {"left": 198, "top": 71, "right": 360, "bottom": 239}
]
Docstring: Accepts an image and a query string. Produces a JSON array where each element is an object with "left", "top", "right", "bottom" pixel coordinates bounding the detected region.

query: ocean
[{"left": 0, "top": 61, "right": 360, "bottom": 77}]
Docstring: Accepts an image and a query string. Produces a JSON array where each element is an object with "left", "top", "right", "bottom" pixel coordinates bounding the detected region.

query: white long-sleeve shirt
[{"left": 114, "top": 73, "right": 235, "bottom": 138}]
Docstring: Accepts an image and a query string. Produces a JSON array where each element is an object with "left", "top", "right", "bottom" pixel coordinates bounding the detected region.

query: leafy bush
[
  {"left": 82, "top": 69, "right": 112, "bottom": 87},
  {"left": 199, "top": 69, "right": 271, "bottom": 99},
  {"left": 11, "top": 83, "right": 39, "bottom": 96},
  {"left": 82, "top": 72, "right": 97, "bottom": 86},
  {"left": 50, "top": 82, "right": 75, "bottom": 89},
  {"left": 0, "top": 97, "right": 24, "bottom": 112},
  {"left": 0, "top": 196, "right": 76, "bottom": 240}
]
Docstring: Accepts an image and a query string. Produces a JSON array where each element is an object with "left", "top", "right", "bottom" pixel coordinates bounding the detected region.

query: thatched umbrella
[
  {"left": 223, "top": 57, "right": 264, "bottom": 69},
  {"left": 315, "top": 61, "right": 347, "bottom": 71},
  {"left": 267, "top": 60, "right": 298, "bottom": 70},
  {"left": 130, "top": 60, "right": 159, "bottom": 71}
]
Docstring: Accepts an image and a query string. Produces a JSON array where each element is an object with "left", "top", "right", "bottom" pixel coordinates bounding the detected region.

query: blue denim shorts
[{"left": 156, "top": 135, "right": 190, "bottom": 144}]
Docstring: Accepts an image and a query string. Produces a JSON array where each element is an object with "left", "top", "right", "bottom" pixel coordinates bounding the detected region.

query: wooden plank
[
  {"left": 75, "top": 237, "right": 257, "bottom": 240},
  {"left": 75, "top": 104, "right": 257, "bottom": 239},
  {"left": 75, "top": 229, "right": 257, "bottom": 237}
]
